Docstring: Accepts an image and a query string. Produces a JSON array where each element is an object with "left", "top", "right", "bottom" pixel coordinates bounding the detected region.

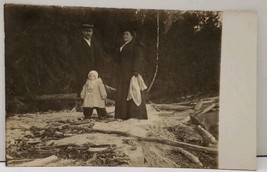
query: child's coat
[{"left": 80, "top": 78, "right": 107, "bottom": 108}]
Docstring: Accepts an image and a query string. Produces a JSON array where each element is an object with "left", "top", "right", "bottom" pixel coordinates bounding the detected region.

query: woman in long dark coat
[{"left": 115, "top": 30, "right": 148, "bottom": 120}]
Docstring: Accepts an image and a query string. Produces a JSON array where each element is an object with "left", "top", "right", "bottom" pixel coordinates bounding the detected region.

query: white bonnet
[{"left": 88, "top": 70, "right": 98, "bottom": 79}]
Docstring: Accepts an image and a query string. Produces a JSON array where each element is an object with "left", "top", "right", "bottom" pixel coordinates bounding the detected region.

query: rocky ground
[{"left": 6, "top": 99, "right": 219, "bottom": 168}]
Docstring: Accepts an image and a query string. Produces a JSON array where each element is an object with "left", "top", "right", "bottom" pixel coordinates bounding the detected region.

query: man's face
[{"left": 82, "top": 28, "right": 93, "bottom": 39}]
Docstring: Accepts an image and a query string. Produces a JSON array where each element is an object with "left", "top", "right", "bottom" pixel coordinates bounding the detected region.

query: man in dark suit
[{"left": 70, "top": 24, "right": 104, "bottom": 96}]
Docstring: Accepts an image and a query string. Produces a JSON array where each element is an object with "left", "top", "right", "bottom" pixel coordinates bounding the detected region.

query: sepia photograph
[{"left": 4, "top": 4, "right": 222, "bottom": 168}]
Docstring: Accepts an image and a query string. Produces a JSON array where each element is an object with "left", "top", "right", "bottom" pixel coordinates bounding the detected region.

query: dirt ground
[{"left": 6, "top": 104, "right": 218, "bottom": 168}]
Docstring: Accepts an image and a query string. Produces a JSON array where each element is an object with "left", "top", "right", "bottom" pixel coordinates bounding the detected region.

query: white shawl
[{"left": 127, "top": 75, "right": 147, "bottom": 106}]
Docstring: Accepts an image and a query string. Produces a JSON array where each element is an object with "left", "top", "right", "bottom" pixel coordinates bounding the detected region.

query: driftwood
[
  {"left": 27, "top": 139, "right": 41, "bottom": 144},
  {"left": 149, "top": 101, "right": 161, "bottom": 111},
  {"left": 87, "top": 154, "right": 98, "bottom": 164},
  {"left": 203, "top": 96, "right": 219, "bottom": 102},
  {"left": 195, "top": 125, "right": 217, "bottom": 145},
  {"left": 17, "top": 155, "right": 58, "bottom": 166},
  {"left": 189, "top": 115, "right": 217, "bottom": 145},
  {"left": 88, "top": 147, "right": 108, "bottom": 153},
  {"left": 194, "top": 100, "right": 203, "bottom": 111},
  {"left": 149, "top": 96, "right": 218, "bottom": 113},
  {"left": 87, "top": 129, "right": 217, "bottom": 154},
  {"left": 174, "top": 101, "right": 193, "bottom": 106},
  {"left": 153, "top": 104, "right": 192, "bottom": 111},
  {"left": 149, "top": 101, "right": 193, "bottom": 112},
  {"left": 195, "top": 103, "right": 216, "bottom": 116},
  {"left": 6, "top": 154, "right": 14, "bottom": 160},
  {"left": 175, "top": 147, "right": 203, "bottom": 167},
  {"left": 151, "top": 105, "right": 161, "bottom": 112},
  {"left": 8, "top": 159, "right": 34, "bottom": 164}
]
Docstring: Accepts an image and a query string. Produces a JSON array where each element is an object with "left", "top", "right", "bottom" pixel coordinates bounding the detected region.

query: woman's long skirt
[{"left": 115, "top": 81, "right": 148, "bottom": 120}]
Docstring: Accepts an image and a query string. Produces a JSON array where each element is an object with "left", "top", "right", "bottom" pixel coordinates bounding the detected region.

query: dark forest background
[{"left": 4, "top": 4, "right": 222, "bottom": 113}]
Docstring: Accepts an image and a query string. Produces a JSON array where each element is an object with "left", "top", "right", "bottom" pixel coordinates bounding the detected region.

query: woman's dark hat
[{"left": 120, "top": 21, "right": 139, "bottom": 35}]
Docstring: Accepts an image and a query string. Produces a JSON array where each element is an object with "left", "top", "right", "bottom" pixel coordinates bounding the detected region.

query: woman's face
[{"left": 123, "top": 31, "right": 133, "bottom": 43}]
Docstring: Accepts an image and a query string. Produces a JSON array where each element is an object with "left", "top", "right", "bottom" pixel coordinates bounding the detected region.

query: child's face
[{"left": 88, "top": 73, "right": 96, "bottom": 80}]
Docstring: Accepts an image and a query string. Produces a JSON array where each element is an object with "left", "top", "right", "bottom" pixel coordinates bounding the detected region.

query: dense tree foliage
[{"left": 5, "top": 4, "right": 222, "bottom": 104}]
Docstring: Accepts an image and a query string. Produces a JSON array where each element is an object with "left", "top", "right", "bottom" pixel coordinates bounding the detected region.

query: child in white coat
[{"left": 80, "top": 70, "right": 107, "bottom": 119}]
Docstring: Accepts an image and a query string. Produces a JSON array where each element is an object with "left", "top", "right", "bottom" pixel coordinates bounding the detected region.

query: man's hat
[{"left": 82, "top": 24, "right": 94, "bottom": 30}]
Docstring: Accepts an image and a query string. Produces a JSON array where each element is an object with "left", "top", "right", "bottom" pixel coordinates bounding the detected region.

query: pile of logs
[
  {"left": 150, "top": 96, "right": 219, "bottom": 113},
  {"left": 151, "top": 97, "right": 219, "bottom": 138},
  {"left": 151, "top": 97, "right": 219, "bottom": 167}
]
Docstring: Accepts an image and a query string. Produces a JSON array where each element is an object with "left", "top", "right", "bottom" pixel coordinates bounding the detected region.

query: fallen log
[
  {"left": 151, "top": 105, "right": 161, "bottom": 112},
  {"left": 87, "top": 154, "right": 98, "bottom": 164},
  {"left": 149, "top": 101, "right": 161, "bottom": 111},
  {"left": 195, "top": 125, "right": 217, "bottom": 145},
  {"left": 6, "top": 154, "right": 14, "bottom": 160},
  {"left": 203, "top": 96, "right": 219, "bottom": 102},
  {"left": 154, "top": 104, "right": 192, "bottom": 111},
  {"left": 17, "top": 155, "right": 58, "bottom": 167},
  {"left": 8, "top": 159, "right": 34, "bottom": 165},
  {"left": 202, "top": 100, "right": 215, "bottom": 104},
  {"left": 175, "top": 147, "right": 203, "bottom": 167},
  {"left": 87, "top": 129, "right": 217, "bottom": 154},
  {"left": 195, "top": 103, "right": 216, "bottom": 116},
  {"left": 174, "top": 101, "right": 193, "bottom": 106},
  {"left": 194, "top": 100, "right": 203, "bottom": 111},
  {"left": 27, "top": 139, "right": 41, "bottom": 144}
]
